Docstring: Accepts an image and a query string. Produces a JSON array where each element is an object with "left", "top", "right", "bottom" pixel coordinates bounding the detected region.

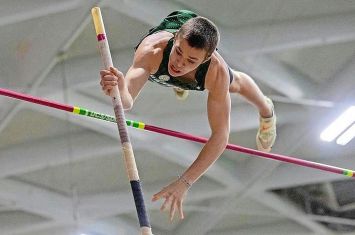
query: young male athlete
[{"left": 99, "top": 10, "right": 276, "bottom": 221}]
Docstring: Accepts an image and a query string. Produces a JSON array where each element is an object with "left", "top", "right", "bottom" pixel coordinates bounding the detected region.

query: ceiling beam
[
  {"left": 224, "top": 55, "right": 317, "bottom": 98},
  {"left": 320, "top": 55, "right": 355, "bottom": 101},
  {"left": 250, "top": 192, "right": 333, "bottom": 234},
  {"left": 0, "top": 0, "right": 83, "bottom": 27},
  {"left": 0, "top": 131, "right": 120, "bottom": 178},
  {"left": 220, "top": 12, "right": 355, "bottom": 55},
  {"left": 0, "top": 179, "right": 72, "bottom": 221}
]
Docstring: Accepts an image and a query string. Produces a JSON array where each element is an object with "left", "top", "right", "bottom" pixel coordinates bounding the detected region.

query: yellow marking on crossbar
[
  {"left": 73, "top": 106, "right": 80, "bottom": 114},
  {"left": 138, "top": 122, "right": 145, "bottom": 129}
]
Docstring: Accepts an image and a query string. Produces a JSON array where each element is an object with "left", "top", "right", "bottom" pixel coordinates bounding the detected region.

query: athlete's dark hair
[{"left": 177, "top": 16, "right": 220, "bottom": 58}]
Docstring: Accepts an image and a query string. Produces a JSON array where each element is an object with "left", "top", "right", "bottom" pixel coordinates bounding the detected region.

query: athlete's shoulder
[
  {"left": 205, "top": 51, "right": 230, "bottom": 92},
  {"left": 134, "top": 31, "right": 173, "bottom": 72},
  {"left": 136, "top": 31, "right": 173, "bottom": 56}
]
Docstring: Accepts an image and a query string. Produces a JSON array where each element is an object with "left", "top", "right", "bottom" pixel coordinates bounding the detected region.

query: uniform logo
[{"left": 158, "top": 75, "right": 170, "bottom": 81}]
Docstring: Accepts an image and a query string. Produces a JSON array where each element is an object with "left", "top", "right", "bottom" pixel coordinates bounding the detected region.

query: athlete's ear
[
  {"left": 173, "top": 29, "right": 181, "bottom": 42},
  {"left": 176, "top": 28, "right": 182, "bottom": 35},
  {"left": 203, "top": 52, "right": 212, "bottom": 63}
]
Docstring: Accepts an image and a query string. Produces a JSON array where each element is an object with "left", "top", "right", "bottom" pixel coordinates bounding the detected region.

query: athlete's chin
[{"left": 170, "top": 71, "right": 180, "bottom": 76}]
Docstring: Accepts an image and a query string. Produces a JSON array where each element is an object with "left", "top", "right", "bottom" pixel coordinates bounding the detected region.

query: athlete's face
[{"left": 168, "top": 35, "right": 208, "bottom": 77}]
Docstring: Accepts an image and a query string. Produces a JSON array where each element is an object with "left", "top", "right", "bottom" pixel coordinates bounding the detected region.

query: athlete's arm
[
  {"left": 100, "top": 36, "right": 164, "bottom": 110},
  {"left": 182, "top": 69, "right": 231, "bottom": 184},
  {"left": 152, "top": 65, "right": 231, "bottom": 221}
]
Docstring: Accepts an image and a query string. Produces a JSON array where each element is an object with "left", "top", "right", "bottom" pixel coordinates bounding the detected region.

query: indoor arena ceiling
[{"left": 0, "top": 0, "right": 355, "bottom": 234}]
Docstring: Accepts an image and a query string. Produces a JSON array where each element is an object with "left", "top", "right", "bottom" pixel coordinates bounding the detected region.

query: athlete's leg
[
  {"left": 229, "top": 70, "right": 272, "bottom": 118},
  {"left": 229, "top": 69, "right": 277, "bottom": 152}
]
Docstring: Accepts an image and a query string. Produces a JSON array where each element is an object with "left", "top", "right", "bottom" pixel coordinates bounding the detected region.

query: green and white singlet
[{"left": 135, "top": 10, "right": 210, "bottom": 91}]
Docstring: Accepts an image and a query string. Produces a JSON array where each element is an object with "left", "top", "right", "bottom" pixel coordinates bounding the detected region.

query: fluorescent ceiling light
[
  {"left": 320, "top": 106, "right": 355, "bottom": 142},
  {"left": 336, "top": 123, "right": 355, "bottom": 146}
]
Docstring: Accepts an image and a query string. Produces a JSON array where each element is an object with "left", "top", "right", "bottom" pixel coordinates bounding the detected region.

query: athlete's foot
[{"left": 256, "top": 97, "right": 277, "bottom": 152}]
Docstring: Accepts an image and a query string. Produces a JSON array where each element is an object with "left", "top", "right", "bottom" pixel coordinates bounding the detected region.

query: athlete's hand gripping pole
[{"left": 91, "top": 7, "right": 153, "bottom": 235}]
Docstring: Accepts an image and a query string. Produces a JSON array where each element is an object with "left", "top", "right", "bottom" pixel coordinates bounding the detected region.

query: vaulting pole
[{"left": 91, "top": 7, "right": 152, "bottom": 235}]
